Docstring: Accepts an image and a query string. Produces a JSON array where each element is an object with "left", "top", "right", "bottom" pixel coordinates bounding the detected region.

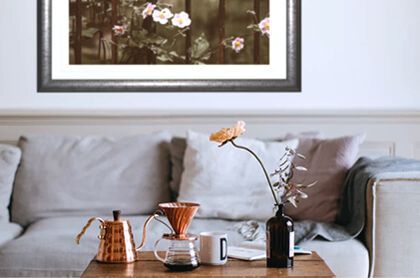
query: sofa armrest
[
  {"left": 365, "top": 172, "right": 420, "bottom": 277},
  {"left": 0, "top": 222, "right": 22, "bottom": 248}
]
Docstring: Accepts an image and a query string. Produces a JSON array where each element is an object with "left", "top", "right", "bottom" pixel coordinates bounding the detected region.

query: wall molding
[
  {"left": 0, "top": 109, "right": 420, "bottom": 122},
  {"left": 1, "top": 109, "right": 420, "bottom": 118},
  {"left": 0, "top": 110, "right": 419, "bottom": 159}
]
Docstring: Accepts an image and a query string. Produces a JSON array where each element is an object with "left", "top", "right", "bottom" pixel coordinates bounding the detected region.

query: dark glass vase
[{"left": 266, "top": 204, "right": 294, "bottom": 268}]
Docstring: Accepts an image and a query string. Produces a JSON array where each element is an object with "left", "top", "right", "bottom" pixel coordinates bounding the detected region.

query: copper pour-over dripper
[{"left": 158, "top": 202, "right": 199, "bottom": 239}]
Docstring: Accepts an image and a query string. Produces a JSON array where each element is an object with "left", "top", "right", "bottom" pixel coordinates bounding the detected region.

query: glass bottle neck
[{"left": 275, "top": 204, "right": 284, "bottom": 217}]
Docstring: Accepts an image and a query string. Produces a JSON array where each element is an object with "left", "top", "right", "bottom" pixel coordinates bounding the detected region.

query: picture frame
[{"left": 38, "top": 0, "right": 301, "bottom": 92}]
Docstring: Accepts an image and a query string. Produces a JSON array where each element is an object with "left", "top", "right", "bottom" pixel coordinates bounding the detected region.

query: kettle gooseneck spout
[{"left": 137, "top": 210, "right": 174, "bottom": 251}]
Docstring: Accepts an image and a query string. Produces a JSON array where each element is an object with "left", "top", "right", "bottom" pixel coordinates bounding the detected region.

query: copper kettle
[{"left": 75, "top": 210, "right": 171, "bottom": 263}]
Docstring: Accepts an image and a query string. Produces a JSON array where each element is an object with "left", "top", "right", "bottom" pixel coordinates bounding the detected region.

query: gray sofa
[{"left": 0, "top": 134, "right": 419, "bottom": 277}]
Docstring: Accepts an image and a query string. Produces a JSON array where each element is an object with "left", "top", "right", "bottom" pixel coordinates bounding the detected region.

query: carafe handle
[
  {"left": 137, "top": 210, "right": 173, "bottom": 251},
  {"left": 75, "top": 217, "right": 105, "bottom": 244},
  {"left": 153, "top": 238, "right": 166, "bottom": 263}
]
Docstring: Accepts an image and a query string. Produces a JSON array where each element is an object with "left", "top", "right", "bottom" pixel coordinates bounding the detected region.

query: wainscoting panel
[
  {"left": 414, "top": 143, "right": 420, "bottom": 160},
  {"left": 0, "top": 110, "right": 419, "bottom": 159}
]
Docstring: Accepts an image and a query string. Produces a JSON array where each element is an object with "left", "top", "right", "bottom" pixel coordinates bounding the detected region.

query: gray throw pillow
[
  {"left": 11, "top": 133, "right": 172, "bottom": 226},
  {"left": 0, "top": 145, "right": 21, "bottom": 222},
  {"left": 284, "top": 134, "right": 366, "bottom": 223}
]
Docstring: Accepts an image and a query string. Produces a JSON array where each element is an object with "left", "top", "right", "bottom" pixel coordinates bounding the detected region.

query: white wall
[{"left": 0, "top": 0, "right": 419, "bottom": 111}]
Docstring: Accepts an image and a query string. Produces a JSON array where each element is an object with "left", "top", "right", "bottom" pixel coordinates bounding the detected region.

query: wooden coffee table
[{"left": 81, "top": 252, "right": 335, "bottom": 277}]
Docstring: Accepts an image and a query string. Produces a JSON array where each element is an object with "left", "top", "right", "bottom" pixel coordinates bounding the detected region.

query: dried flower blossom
[
  {"left": 209, "top": 121, "right": 246, "bottom": 144},
  {"left": 172, "top": 12, "right": 192, "bottom": 28},
  {"left": 152, "top": 8, "right": 173, "bottom": 25}
]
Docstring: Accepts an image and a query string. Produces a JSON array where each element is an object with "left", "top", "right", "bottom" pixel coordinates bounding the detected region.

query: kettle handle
[
  {"left": 137, "top": 210, "right": 173, "bottom": 251},
  {"left": 75, "top": 217, "right": 105, "bottom": 245}
]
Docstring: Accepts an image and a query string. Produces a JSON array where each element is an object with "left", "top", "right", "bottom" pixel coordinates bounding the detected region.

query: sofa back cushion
[
  {"left": 0, "top": 145, "right": 21, "bottom": 223},
  {"left": 11, "top": 133, "right": 171, "bottom": 226},
  {"left": 177, "top": 131, "right": 299, "bottom": 221}
]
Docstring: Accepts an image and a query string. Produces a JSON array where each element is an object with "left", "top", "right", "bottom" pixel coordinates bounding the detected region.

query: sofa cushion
[
  {"left": 0, "top": 222, "right": 22, "bottom": 248},
  {"left": 11, "top": 133, "right": 172, "bottom": 226},
  {"left": 0, "top": 216, "right": 368, "bottom": 277},
  {"left": 300, "top": 239, "right": 369, "bottom": 277},
  {"left": 284, "top": 134, "right": 366, "bottom": 222},
  {"left": 177, "top": 131, "right": 299, "bottom": 221},
  {"left": 0, "top": 144, "right": 21, "bottom": 222},
  {"left": 0, "top": 215, "right": 245, "bottom": 277}
]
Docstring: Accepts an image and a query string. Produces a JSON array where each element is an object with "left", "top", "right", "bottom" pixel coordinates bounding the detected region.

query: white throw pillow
[{"left": 177, "top": 131, "right": 299, "bottom": 221}]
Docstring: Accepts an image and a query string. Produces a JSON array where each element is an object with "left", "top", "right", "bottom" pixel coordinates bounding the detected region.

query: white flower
[
  {"left": 142, "top": 3, "right": 156, "bottom": 19},
  {"left": 232, "top": 37, "right": 245, "bottom": 53},
  {"left": 112, "top": 25, "right": 127, "bottom": 36},
  {"left": 152, "top": 8, "right": 174, "bottom": 25},
  {"left": 171, "top": 12, "right": 191, "bottom": 28},
  {"left": 259, "top": 17, "right": 270, "bottom": 36}
]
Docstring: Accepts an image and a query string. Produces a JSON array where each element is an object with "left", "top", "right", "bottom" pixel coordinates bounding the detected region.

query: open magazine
[{"left": 228, "top": 241, "right": 312, "bottom": 261}]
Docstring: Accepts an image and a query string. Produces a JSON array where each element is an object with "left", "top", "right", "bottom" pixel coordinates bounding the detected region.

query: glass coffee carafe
[
  {"left": 142, "top": 202, "right": 201, "bottom": 271},
  {"left": 154, "top": 234, "right": 200, "bottom": 271}
]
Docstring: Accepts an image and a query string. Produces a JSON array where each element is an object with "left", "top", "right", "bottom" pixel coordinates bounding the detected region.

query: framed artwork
[{"left": 38, "top": 0, "right": 301, "bottom": 92}]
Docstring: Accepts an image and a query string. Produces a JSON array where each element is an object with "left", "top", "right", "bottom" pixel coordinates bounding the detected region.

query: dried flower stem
[{"left": 229, "top": 140, "right": 280, "bottom": 206}]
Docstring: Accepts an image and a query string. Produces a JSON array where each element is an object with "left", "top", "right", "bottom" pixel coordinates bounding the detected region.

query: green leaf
[
  {"left": 169, "top": 51, "right": 180, "bottom": 58},
  {"left": 191, "top": 35, "right": 210, "bottom": 60},
  {"left": 82, "top": 28, "right": 100, "bottom": 39},
  {"left": 247, "top": 24, "right": 261, "bottom": 32},
  {"left": 157, "top": 54, "right": 173, "bottom": 62},
  {"left": 145, "top": 34, "right": 168, "bottom": 46}
]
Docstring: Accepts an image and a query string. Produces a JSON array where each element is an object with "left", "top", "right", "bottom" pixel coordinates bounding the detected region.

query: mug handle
[
  {"left": 220, "top": 238, "right": 228, "bottom": 261},
  {"left": 153, "top": 238, "right": 166, "bottom": 263}
]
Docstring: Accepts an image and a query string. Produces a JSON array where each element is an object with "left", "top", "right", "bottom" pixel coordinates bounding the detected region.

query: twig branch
[{"left": 229, "top": 140, "right": 280, "bottom": 206}]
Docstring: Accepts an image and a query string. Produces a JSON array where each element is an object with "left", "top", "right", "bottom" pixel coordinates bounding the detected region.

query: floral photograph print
[
  {"left": 70, "top": 0, "right": 270, "bottom": 65},
  {"left": 38, "top": 0, "right": 301, "bottom": 92}
]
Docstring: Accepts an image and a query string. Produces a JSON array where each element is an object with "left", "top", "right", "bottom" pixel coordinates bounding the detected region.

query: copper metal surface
[
  {"left": 96, "top": 220, "right": 139, "bottom": 263},
  {"left": 158, "top": 202, "right": 200, "bottom": 237},
  {"left": 76, "top": 211, "right": 139, "bottom": 264},
  {"left": 162, "top": 233, "right": 198, "bottom": 241}
]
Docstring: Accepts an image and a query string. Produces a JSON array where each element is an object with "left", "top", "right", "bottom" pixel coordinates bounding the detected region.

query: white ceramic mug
[{"left": 199, "top": 232, "right": 228, "bottom": 265}]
